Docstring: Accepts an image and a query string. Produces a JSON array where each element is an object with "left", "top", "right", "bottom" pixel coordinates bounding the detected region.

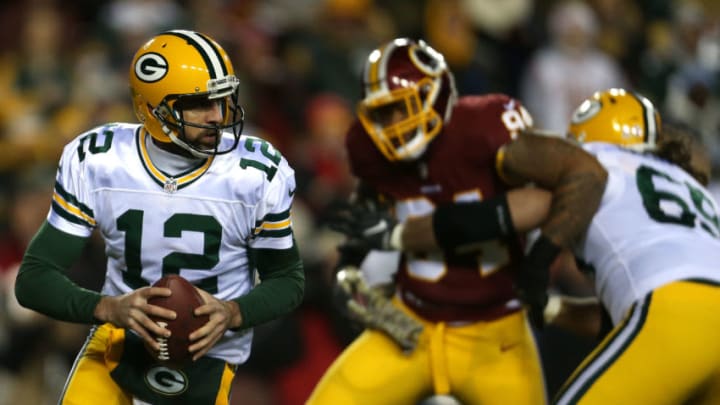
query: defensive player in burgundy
[{"left": 308, "top": 38, "right": 546, "bottom": 405}]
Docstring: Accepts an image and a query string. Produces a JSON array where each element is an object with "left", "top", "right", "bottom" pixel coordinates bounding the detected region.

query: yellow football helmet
[
  {"left": 567, "top": 88, "right": 661, "bottom": 151},
  {"left": 357, "top": 38, "right": 458, "bottom": 162},
  {"left": 129, "top": 30, "right": 244, "bottom": 157}
]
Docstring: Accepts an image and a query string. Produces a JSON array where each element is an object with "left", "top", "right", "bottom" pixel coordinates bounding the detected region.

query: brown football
[{"left": 147, "top": 274, "right": 208, "bottom": 366}]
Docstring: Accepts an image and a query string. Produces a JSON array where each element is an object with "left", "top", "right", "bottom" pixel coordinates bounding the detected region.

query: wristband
[{"left": 432, "top": 194, "right": 515, "bottom": 252}]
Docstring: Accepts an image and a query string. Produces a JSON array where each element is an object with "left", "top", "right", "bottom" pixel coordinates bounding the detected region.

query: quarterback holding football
[{"left": 14, "top": 30, "right": 304, "bottom": 404}]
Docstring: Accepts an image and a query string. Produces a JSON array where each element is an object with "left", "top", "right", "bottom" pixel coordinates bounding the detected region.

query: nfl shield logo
[{"left": 163, "top": 178, "right": 178, "bottom": 193}]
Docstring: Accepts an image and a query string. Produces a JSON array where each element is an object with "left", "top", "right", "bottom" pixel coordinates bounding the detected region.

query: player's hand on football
[
  {"left": 188, "top": 288, "right": 241, "bottom": 361},
  {"left": 94, "top": 287, "right": 176, "bottom": 351},
  {"left": 327, "top": 201, "right": 398, "bottom": 251}
]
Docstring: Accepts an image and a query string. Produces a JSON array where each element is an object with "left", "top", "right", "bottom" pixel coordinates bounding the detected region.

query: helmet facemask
[
  {"left": 358, "top": 77, "right": 443, "bottom": 161},
  {"left": 152, "top": 75, "right": 244, "bottom": 158},
  {"left": 358, "top": 38, "right": 457, "bottom": 162},
  {"left": 130, "top": 30, "right": 246, "bottom": 159}
]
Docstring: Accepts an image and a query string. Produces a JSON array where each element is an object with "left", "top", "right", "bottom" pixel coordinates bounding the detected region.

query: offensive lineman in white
[
  {"left": 546, "top": 91, "right": 720, "bottom": 405},
  {"left": 338, "top": 88, "right": 720, "bottom": 404},
  {"left": 516, "top": 90, "right": 720, "bottom": 405},
  {"left": 14, "top": 30, "right": 304, "bottom": 404}
]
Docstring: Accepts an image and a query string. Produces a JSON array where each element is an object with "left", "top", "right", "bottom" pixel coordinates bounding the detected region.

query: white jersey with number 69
[
  {"left": 575, "top": 142, "right": 720, "bottom": 324},
  {"left": 47, "top": 122, "right": 297, "bottom": 364}
]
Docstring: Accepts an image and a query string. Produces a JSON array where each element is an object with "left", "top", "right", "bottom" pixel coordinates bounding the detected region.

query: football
[{"left": 147, "top": 274, "right": 208, "bottom": 366}]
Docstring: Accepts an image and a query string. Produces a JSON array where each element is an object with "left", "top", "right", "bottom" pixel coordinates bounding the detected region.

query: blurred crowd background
[{"left": 0, "top": 0, "right": 717, "bottom": 404}]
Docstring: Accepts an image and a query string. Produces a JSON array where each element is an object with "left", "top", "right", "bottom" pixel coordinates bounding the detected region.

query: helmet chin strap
[
  {"left": 153, "top": 103, "right": 214, "bottom": 159},
  {"left": 163, "top": 124, "right": 214, "bottom": 159}
]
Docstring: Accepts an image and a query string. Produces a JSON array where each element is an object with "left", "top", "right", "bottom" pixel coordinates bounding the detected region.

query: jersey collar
[{"left": 136, "top": 128, "right": 214, "bottom": 192}]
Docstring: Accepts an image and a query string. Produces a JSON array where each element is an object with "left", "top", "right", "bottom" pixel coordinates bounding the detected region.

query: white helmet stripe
[
  {"left": 374, "top": 40, "right": 396, "bottom": 94},
  {"left": 634, "top": 92, "right": 657, "bottom": 147},
  {"left": 365, "top": 38, "right": 410, "bottom": 96},
  {"left": 166, "top": 29, "right": 226, "bottom": 79}
]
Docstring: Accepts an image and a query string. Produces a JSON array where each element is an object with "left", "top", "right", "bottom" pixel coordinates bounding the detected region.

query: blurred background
[{"left": 0, "top": 0, "right": 717, "bottom": 404}]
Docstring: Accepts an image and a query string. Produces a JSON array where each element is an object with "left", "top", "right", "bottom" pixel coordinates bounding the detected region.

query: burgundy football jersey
[{"left": 346, "top": 94, "right": 533, "bottom": 322}]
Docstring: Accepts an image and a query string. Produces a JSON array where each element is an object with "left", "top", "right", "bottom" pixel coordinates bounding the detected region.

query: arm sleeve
[
  {"left": 14, "top": 221, "right": 102, "bottom": 323},
  {"left": 233, "top": 239, "right": 304, "bottom": 329},
  {"left": 235, "top": 138, "right": 304, "bottom": 328}
]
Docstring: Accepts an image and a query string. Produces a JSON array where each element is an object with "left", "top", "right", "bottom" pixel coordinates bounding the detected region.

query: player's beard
[{"left": 188, "top": 128, "right": 221, "bottom": 152}]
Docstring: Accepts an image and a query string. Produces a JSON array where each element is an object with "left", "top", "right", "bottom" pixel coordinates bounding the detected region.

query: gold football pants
[
  {"left": 307, "top": 297, "right": 547, "bottom": 405},
  {"left": 59, "top": 323, "right": 236, "bottom": 405},
  {"left": 555, "top": 280, "right": 720, "bottom": 405}
]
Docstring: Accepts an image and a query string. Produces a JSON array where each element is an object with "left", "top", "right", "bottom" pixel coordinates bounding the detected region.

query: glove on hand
[
  {"left": 335, "top": 266, "right": 423, "bottom": 353},
  {"left": 335, "top": 241, "right": 371, "bottom": 268},
  {"left": 327, "top": 202, "right": 398, "bottom": 251},
  {"left": 516, "top": 235, "right": 562, "bottom": 330}
]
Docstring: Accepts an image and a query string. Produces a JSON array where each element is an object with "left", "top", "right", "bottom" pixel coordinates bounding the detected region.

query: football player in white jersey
[
  {"left": 14, "top": 30, "right": 304, "bottom": 404},
  {"left": 340, "top": 88, "right": 720, "bottom": 404}
]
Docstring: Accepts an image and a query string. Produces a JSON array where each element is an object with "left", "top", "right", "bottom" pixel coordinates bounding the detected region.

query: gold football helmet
[
  {"left": 357, "top": 38, "right": 458, "bottom": 162},
  {"left": 129, "top": 30, "right": 244, "bottom": 157},
  {"left": 567, "top": 88, "right": 661, "bottom": 151}
]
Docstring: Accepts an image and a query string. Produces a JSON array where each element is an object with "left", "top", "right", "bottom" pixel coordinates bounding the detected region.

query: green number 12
[{"left": 117, "top": 209, "right": 221, "bottom": 293}]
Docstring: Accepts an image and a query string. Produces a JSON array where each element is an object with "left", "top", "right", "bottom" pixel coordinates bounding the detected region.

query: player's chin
[
  {"left": 196, "top": 135, "right": 219, "bottom": 150},
  {"left": 187, "top": 129, "right": 218, "bottom": 147}
]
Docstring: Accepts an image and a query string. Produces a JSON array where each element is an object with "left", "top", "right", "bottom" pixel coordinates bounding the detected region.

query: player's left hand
[
  {"left": 327, "top": 201, "right": 398, "bottom": 251},
  {"left": 188, "top": 288, "right": 240, "bottom": 361},
  {"left": 336, "top": 266, "right": 423, "bottom": 353}
]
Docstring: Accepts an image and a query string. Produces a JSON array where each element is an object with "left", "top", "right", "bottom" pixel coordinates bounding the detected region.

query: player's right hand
[
  {"left": 327, "top": 201, "right": 397, "bottom": 251},
  {"left": 94, "top": 287, "right": 175, "bottom": 350}
]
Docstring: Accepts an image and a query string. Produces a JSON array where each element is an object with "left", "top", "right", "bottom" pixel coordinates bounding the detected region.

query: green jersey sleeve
[
  {"left": 233, "top": 239, "right": 304, "bottom": 329},
  {"left": 14, "top": 221, "right": 102, "bottom": 323}
]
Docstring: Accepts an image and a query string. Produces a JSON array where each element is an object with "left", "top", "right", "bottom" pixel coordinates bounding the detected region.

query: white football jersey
[
  {"left": 47, "top": 122, "right": 297, "bottom": 364},
  {"left": 575, "top": 143, "right": 720, "bottom": 324}
]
